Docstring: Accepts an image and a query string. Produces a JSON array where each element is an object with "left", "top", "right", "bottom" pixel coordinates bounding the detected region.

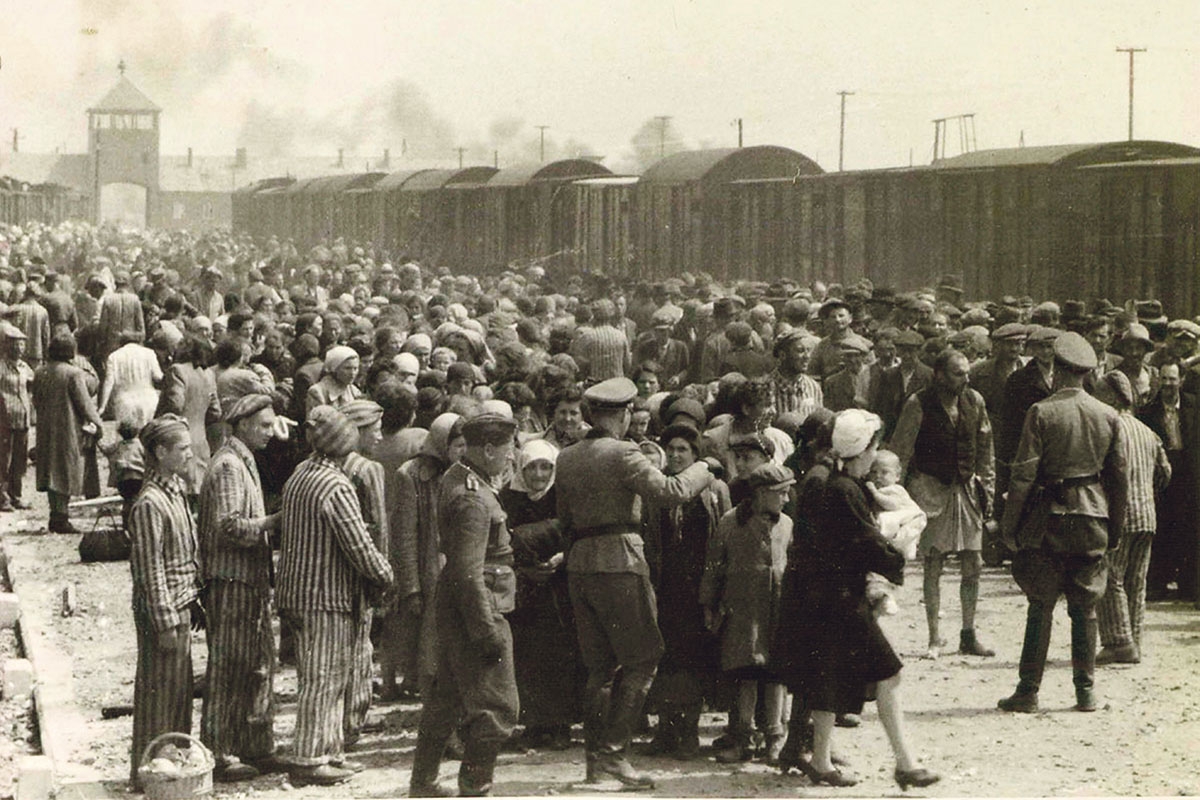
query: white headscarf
[
  {"left": 509, "top": 439, "right": 559, "bottom": 502},
  {"left": 831, "top": 409, "right": 883, "bottom": 464}
]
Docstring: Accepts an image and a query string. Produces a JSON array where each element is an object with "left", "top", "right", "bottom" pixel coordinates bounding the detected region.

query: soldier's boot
[
  {"left": 998, "top": 601, "right": 1051, "bottom": 713},
  {"left": 641, "top": 712, "right": 677, "bottom": 756},
  {"left": 1071, "top": 607, "right": 1099, "bottom": 712},
  {"left": 408, "top": 734, "right": 451, "bottom": 797},
  {"left": 594, "top": 685, "right": 655, "bottom": 789},
  {"left": 582, "top": 681, "right": 612, "bottom": 783},
  {"left": 674, "top": 709, "right": 702, "bottom": 761},
  {"left": 458, "top": 739, "right": 500, "bottom": 797}
]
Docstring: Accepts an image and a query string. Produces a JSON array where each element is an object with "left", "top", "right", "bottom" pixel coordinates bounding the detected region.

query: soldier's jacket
[{"left": 437, "top": 460, "right": 516, "bottom": 644}]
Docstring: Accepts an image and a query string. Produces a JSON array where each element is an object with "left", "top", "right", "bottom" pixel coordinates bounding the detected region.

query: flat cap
[
  {"left": 651, "top": 308, "right": 676, "bottom": 328},
  {"left": 462, "top": 412, "right": 518, "bottom": 442},
  {"left": 224, "top": 392, "right": 274, "bottom": 425},
  {"left": 729, "top": 432, "right": 776, "bottom": 457},
  {"left": 341, "top": 399, "right": 384, "bottom": 428},
  {"left": 992, "top": 322, "right": 1028, "bottom": 341},
  {"left": 1053, "top": 331, "right": 1098, "bottom": 371},
  {"left": 1168, "top": 319, "right": 1200, "bottom": 340},
  {"left": 838, "top": 334, "right": 872, "bottom": 354},
  {"left": 1026, "top": 325, "right": 1062, "bottom": 344},
  {"left": 818, "top": 298, "right": 852, "bottom": 318},
  {"left": 745, "top": 462, "right": 795, "bottom": 492},
  {"left": 664, "top": 397, "right": 706, "bottom": 428},
  {"left": 895, "top": 329, "right": 925, "bottom": 348},
  {"left": 584, "top": 377, "right": 638, "bottom": 408}
]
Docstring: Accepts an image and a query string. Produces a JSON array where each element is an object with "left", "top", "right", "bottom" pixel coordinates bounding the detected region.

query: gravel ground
[{"left": 3, "top": 457, "right": 1200, "bottom": 797}]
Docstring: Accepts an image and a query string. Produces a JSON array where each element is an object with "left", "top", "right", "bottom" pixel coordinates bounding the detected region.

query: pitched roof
[{"left": 88, "top": 76, "right": 160, "bottom": 113}]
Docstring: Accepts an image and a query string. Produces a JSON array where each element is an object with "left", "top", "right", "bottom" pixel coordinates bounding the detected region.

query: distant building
[{"left": 0, "top": 64, "right": 432, "bottom": 232}]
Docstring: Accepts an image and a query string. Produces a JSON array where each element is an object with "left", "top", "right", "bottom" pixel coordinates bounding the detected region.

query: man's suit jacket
[
  {"left": 997, "top": 360, "right": 1054, "bottom": 465},
  {"left": 871, "top": 362, "right": 933, "bottom": 440}
]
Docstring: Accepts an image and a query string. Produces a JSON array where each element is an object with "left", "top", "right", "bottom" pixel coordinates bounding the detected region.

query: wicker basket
[{"left": 137, "top": 732, "right": 214, "bottom": 800}]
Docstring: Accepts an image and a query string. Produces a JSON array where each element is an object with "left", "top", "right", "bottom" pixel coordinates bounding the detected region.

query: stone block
[
  {"left": 0, "top": 592, "right": 19, "bottom": 628},
  {"left": 15, "top": 755, "right": 54, "bottom": 800},
  {"left": 5, "top": 658, "right": 34, "bottom": 699}
]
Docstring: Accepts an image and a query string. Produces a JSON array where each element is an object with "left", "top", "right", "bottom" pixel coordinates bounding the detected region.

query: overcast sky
[{"left": 4, "top": 0, "right": 1197, "bottom": 173}]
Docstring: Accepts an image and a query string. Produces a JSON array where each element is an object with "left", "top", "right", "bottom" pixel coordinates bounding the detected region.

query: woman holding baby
[{"left": 778, "top": 408, "right": 939, "bottom": 790}]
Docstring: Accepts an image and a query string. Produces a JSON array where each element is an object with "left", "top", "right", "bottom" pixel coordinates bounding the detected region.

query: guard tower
[{"left": 87, "top": 61, "right": 161, "bottom": 226}]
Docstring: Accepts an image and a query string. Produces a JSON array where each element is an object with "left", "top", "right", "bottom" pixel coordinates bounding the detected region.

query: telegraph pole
[
  {"left": 535, "top": 125, "right": 549, "bottom": 162},
  {"left": 654, "top": 116, "right": 672, "bottom": 158},
  {"left": 735, "top": 118, "right": 743, "bottom": 148},
  {"left": 837, "top": 90, "right": 854, "bottom": 171},
  {"left": 1116, "top": 46, "right": 1146, "bottom": 140},
  {"left": 456, "top": 147, "right": 466, "bottom": 169}
]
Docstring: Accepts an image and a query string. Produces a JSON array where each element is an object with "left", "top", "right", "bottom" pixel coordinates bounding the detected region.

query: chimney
[
  {"left": 382, "top": 148, "right": 390, "bottom": 169},
  {"left": 187, "top": 147, "right": 193, "bottom": 167},
  {"left": 337, "top": 148, "right": 344, "bottom": 168},
  {"left": 235, "top": 147, "right": 247, "bottom": 169}
]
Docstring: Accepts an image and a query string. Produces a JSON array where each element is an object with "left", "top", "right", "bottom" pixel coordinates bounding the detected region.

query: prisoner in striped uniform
[
  {"left": 128, "top": 415, "right": 201, "bottom": 790},
  {"left": 278, "top": 406, "right": 393, "bottom": 787},
  {"left": 198, "top": 393, "right": 281, "bottom": 782},
  {"left": 340, "top": 399, "right": 387, "bottom": 744},
  {"left": 1093, "top": 371, "right": 1171, "bottom": 664}
]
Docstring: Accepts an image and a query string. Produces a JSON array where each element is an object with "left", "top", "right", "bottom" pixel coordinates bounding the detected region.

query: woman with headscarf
[
  {"left": 781, "top": 409, "right": 938, "bottom": 790},
  {"left": 306, "top": 345, "right": 361, "bottom": 416},
  {"left": 643, "top": 423, "right": 730, "bottom": 760},
  {"left": 391, "top": 413, "right": 466, "bottom": 699},
  {"left": 32, "top": 332, "right": 105, "bottom": 532},
  {"left": 156, "top": 334, "right": 222, "bottom": 496},
  {"left": 498, "top": 439, "right": 578, "bottom": 750}
]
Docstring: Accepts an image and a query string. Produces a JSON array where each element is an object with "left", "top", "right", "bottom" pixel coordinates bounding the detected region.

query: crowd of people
[{"left": 0, "top": 217, "right": 1195, "bottom": 795}]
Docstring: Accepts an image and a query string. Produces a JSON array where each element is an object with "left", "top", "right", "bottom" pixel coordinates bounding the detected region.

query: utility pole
[
  {"left": 493, "top": 150, "right": 499, "bottom": 169},
  {"left": 837, "top": 90, "right": 854, "bottom": 171},
  {"left": 735, "top": 118, "right": 743, "bottom": 148},
  {"left": 654, "top": 116, "right": 672, "bottom": 158},
  {"left": 455, "top": 147, "right": 466, "bottom": 169},
  {"left": 535, "top": 125, "right": 549, "bottom": 162},
  {"left": 1116, "top": 46, "right": 1146, "bottom": 140}
]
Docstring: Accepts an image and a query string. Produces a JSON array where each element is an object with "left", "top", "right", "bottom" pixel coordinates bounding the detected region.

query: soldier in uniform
[
  {"left": 409, "top": 412, "right": 519, "bottom": 798},
  {"left": 998, "top": 332, "right": 1128, "bottom": 714},
  {"left": 556, "top": 377, "right": 714, "bottom": 789}
]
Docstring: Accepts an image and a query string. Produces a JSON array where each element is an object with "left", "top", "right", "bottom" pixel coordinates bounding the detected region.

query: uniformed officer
[
  {"left": 998, "top": 332, "right": 1128, "bottom": 714},
  {"left": 556, "top": 377, "right": 714, "bottom": 788},
  {"left": 409, "top": 412, "right": 519, "bottom": 798}
]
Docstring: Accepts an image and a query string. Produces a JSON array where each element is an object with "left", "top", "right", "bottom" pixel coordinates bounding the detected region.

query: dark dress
[
  {"left": 776, "top": 470, "right": 905, "bottom": 714},
  {"left": 499, "top": 486, "right": 580, "bottom": 730},
  {"left": 645, "top": 483, "right": 729, "bottom": 707}
]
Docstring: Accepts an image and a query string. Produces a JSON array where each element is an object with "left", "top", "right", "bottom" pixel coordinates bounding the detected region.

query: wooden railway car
[
  {"left": 635, "top": 146, "right": 822, "bottom": 281},
  {"left": 563, "top": 176, "right": 639, "bottom": 276}
]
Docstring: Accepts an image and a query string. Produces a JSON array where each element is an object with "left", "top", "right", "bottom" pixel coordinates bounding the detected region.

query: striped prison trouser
[
  {"left": 344, "top": 606, "right": 374, "bottom": 738},
  {"left": 201, "top": 579, "right": 276, "bottom": 763},
  {"left": 131, "top": 605, "right": 192, "bottom": 788},
  {"left": 288, "top": 609, "right": 355, "bottom": 766},
  {"left": 1097, "top": 529, "right": 1155, "bottom": 651}
]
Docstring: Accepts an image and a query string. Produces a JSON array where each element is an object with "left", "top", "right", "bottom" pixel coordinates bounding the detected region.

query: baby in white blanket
[{"left": 865, "top": 449, "right": 927, "bottom": 616}]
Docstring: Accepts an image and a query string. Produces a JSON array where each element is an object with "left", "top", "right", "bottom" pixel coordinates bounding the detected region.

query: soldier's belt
[{"left": 572, "top": 523, "right": 638, "bottom": 540}]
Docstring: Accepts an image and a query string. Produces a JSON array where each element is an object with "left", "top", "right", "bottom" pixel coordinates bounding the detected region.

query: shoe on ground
[
  {"left": 246, "top": 754, "right": 291, "bottom": 774},
  {"left": 1075, "top": 689, "right": 1097, "bottom": 712},
  {"left": 49, "top": 519, "right": 79, "bottom": 534},
  {"left": 959, "top": 629, "right": 996, "bottom": 657},
  {"left": 329, "top": 758, "right": 366, "bottom": 773},
  {"left": 594, "top": 753, "right": 655, "bottom": 789},
  {"left": 10, "top": 499, "right": 31, "bottom": 510},
  {"left": 290, "top": 764, "right": 354, "bottom": 786},
  {"left": 714, "top": 742, "right": 751, "bottom": 764},
  {"left": 834, "top": 713, "right": 860, "bottom": 728},
  {"left": 409, "top": 781, "right": 454, "bottom": 797},
  {"left": 895, "top": 766, "right": 941, "bottom": 790},
  {"left": 1096, "top": 645, "right": 1140, "bottom": 665},
  {"left": 997, "top": 691, "right": 1039, "bottom": 713},
  {"left": 0, "top": 503, "right": 13, "bottom": 513},
  {"left": 674, "top": 737, "right": 701, "bottom": 761},
  {"left": 216, "top": 761, "right": 260, "bottom": 782}
]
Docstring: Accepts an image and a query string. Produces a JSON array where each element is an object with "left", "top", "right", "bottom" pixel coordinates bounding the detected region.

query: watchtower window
[{"left": 135, "top": 114, "right": 153, "bottom": 130}]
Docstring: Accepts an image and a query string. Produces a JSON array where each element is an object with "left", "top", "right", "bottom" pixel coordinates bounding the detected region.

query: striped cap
[{"left": 306, "top": 405, "right": 358, "bottom": 457}]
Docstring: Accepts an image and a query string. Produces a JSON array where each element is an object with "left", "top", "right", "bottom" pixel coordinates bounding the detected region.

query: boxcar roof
[
  {"left": 1079, "top": 155, "right": 1200, "bottom": 170},
  {"left": 486, "top": 159, "right": 611, "bottom": 187},
  {"left": 296, "top": 172, "right": 386, "bottom": 194},
  {"left": 930, "top": 141, "right": 1200, "bottom": 170},
  {"left": 572, "top": 176, "right": 641, "bottom": 186},
  {"left": 639, "top": 146, "right": 823, "bottom": 186},
  {"left": 402, "top": 166, "right": 500, "bottom": 191},
  {"left": 373, "top": 169, "right": 434, "bottom": 192}
]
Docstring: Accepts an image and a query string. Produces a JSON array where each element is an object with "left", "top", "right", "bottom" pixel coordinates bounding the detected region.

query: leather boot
[
  {"left": 714, "top": 730, "right": 752, "bottom": 764},
  {"left": 1070, "top": 608, "right": 1099, "bottom": 711},
  {"left": 640, "top": 713, "right": 677, "bottom": 756},
  {"left": 458, "top": 739, "right": 500, "bottom": 797},
  {"left": 776, "top": 718, "right": 811, "bottom": 774},
  {"left": 674, "top": 709, "right": 701, "bottom": 761},
  {"left": 409, "top": 734, "right": 451, "bottom": 797},
  {"left": 1016, "top": 601, "right": 1052, "bottom": 696}
]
